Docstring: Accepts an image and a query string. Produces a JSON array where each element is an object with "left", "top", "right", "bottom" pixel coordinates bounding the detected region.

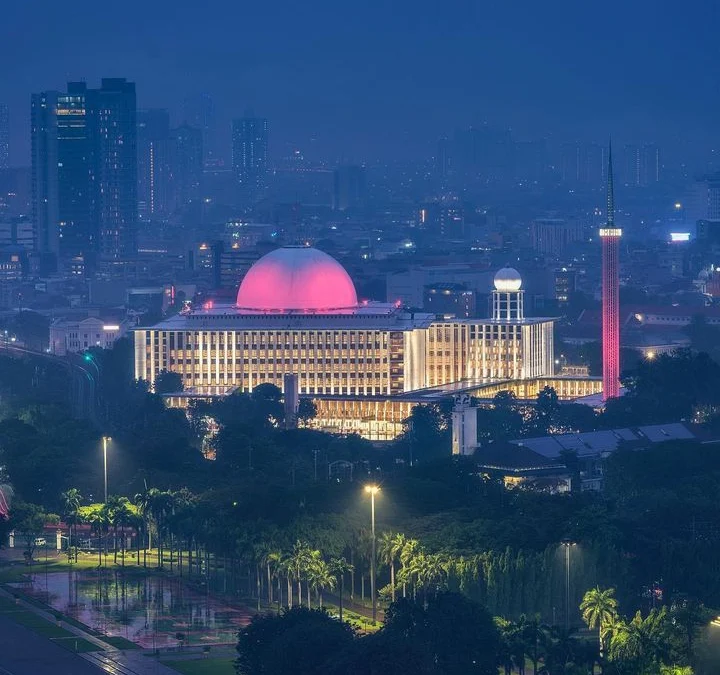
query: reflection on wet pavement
[{"left": 10, "top": 571, "right": 254, "bottom": 648}]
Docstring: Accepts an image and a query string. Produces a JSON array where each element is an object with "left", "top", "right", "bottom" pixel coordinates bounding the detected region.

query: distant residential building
[
  {"left": 418, "top": 197, "right": 465, "bottom": 237},
  {"left": 173, "top": 124, "right": 203, "bottom": 208},
  {"left": 49, "top": 316, "right": 133, "bottom": 355},
  {"left": 424, "top": 283, "right": 476, "bottom": 318},
  {"left": 333, "top": 165, "right": 366, "bottom": 211},
  {"left": 0, "top": 104, "right": 8, "bottom": 169},
  {"left": 137, "top": 109, "right": 174, "bottom": 219},
  {"left": 0, "top": 217, "right": 34, "bottom": 250},
  {"left": 623, "top": 144, "right": 660, "bottom": 186},
  {"left": 232, "top": 115, "right": 268, "bottom": 200},
  {"left": 554, "top": 268, "right": 577, "bottom": 306},
  {"left": 0, "top": 167, "right": 31, "bottom": 216},
  {"left": 531, "top": 218, "right": 585, "bottom": 254},
  {"left": 31, "top": 78, "right": 138, "bottom": 265},
  {"left": 560, "top": 142, "right": 605, "bottom": 185},
  {"left": 215, "top": 244, "right": 262, "bottom": 290},
  {"left": 0, "top": 248, "right": 25, "bottom": 281},
  {"left": 182, "top": 93, "right": 215, "bottom": 162}
]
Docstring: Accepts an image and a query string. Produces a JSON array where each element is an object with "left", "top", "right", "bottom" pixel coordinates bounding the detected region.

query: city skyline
[{"left": 2, "top": 0, "right": 720, "bottom": 166}]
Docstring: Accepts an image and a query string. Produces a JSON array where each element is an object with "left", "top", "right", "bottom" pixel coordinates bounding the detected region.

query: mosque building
[{"left": 136, "top": 246, "right": 601, "bottom": 440}]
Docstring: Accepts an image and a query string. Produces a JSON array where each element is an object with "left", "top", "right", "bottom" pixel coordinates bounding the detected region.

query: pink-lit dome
[{"left": 236, "top": 246, "right": 358, "bottom": 312}]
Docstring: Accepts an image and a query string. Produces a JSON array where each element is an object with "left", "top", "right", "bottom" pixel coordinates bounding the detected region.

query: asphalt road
[{"left": 0, "top": 614, "right": 105, "bottom": 675}]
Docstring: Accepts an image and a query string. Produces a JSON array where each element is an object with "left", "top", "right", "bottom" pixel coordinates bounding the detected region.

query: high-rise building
[
  {"left": 182, "top": 94, "right": 215, "bottom": 162},
  {"left": 31, "top": 78, "right": 137, "bottom": 265},
  {"left": 623, "top": 144, "right": 660, "bottom": 186},
  {"left": 31, "top": 91, "right": 60, "bottom": 265},
  {"left": 173, "top": 124, "right": 203, "bottom": 209},
  {"left": 0, "top": 104, "right": 8, "bottom": 169},
  {"left": 530, "top": 218, "right": 586, "bottom": 255},
  {"left": 137, "top": 109, "right": 174, "bottom": 219},
  {"left": 560, "top": 143, "right": 606, "bottom": 185},
  {"left": 232, "top": 114, "right": 268, "bottom": 201},
  {"left": 93, "top": 78, "right": 137, "bottom": 259},
  {"left": 600, "top": 145, "right": 621, "bottom": 401},
  {"left": 333, "top": 165, "right": 366, "bottom": 211}
]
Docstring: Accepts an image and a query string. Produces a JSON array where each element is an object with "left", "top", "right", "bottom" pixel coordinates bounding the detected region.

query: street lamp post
[
  {"left": 561, "top": 539, "right": 576, "bottom": 631},
  {"left": 102, "top": 436, "right": 111, "bottom": 503},
  {"left": 364, "top": 485, "right": 380, "bottom": 623}
]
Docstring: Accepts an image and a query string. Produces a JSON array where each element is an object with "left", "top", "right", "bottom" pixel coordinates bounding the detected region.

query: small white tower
[{"left": 492, "top": 267, "right": 524, "bottom": 321}]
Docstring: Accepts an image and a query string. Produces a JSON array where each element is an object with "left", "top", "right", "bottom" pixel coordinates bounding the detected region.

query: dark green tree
[
  {"left": 236, "top": 607, "right": 354, "bottom": 675},
  {"left": 153, "top": 369, "right": 184, "bottom": 394}
]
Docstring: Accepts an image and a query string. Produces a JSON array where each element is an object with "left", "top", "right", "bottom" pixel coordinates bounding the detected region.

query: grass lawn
[
  {"left": 103, "top": 635, "right": 141, "bottom": 649},
  {"left": 0, "top": 603, "right": 105, "bottom": 652},
  {"left": 50, "top": 636, "right": 103, "bottom": 653},
  {"left": 163, "top": 657, "right": 235, "bottom": 675}
]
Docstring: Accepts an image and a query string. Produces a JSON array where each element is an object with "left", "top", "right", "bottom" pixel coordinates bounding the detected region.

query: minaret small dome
[{"left": 494, "top": 267, "right": 522, "bottom": 292}]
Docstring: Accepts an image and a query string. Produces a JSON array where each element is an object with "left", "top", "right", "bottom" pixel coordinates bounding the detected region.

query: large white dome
[
  {"left": 494, "top": 267, "right": 522, "bottom": 292},
  {"left": 236, "top": 246, "right": 358, "bottom": 312}
]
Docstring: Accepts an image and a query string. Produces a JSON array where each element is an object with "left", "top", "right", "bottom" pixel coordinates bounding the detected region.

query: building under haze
[
  {"left": 173, "top": 124, "right": 203, "bottom": 209},
  {"left": 333, "top": 165, "right": 366, "bottom": 211},
  {"left": 135, "top": 246, "right": 602, "bottom": 440},
  {"left": 31, "top": 78, "right": 137, "bottom": 267},
  {"left": 137, "top": 109, "right": 174, "bottom": 220},
  {"left": 0, "top": 105, "right": 8, "bottom": 169},
  {"left": 232, "top": 115, "right": 268, "bottom": 201},
  {"left": 623, "top": 144, "right": 660, "bottom": 187}
]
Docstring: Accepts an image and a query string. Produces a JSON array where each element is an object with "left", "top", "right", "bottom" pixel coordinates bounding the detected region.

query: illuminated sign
[
  {"left": 669, "top": 232, "right": 690, "bottom": 242},
  {"left": 102, "top": 325, "right": 120, "bottom": 331}
]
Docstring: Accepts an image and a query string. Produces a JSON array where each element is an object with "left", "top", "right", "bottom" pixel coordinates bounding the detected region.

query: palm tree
[
  {"left": 609, "top": 607, "right": 671, "bottom": 674},
  {"left": 134, "top": 488, "right": 152, "bottom": 568},
  {"left": 60, "top": 489, "right": 82, "bottom": 562},
  {"left": 279, "top": 554, "right": 295, "bottom": 609},
  {"left": 82, "top": 505, "right": 109, "bottom": 568},
  {"left": 399, "top": 537, "right": 419, "bottom": 599},
  {"left": 290, "top": 541, "right": 311, "bottom": 607},
  {"left": 306, "top": 555, "right": 336, "bottom": 609},
  {"left": 262, "top": 549, "right": 282, "bottom": 606},
  {"left": 378, "top": 531, "right": 397, "bottom": 602},
  {"left": 329, "top": 556, "right": 353, "bottom": 622},
  {"left": 580, "top": 586, "right": 619, "bottom": 658}
]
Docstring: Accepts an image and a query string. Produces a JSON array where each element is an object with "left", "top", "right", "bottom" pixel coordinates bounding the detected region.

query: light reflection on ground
[{"left": 10, "top": 571, "right": 254, "bottom": 648}]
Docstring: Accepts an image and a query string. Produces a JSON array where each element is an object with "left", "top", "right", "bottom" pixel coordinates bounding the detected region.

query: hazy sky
[{"left": 2, "top": 0, "right": 719, "bottom": 164}]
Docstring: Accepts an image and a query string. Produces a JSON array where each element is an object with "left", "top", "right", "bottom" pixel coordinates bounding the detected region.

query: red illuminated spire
[{"left": 600, "top": 142, "right": 621, "bottom": 401}]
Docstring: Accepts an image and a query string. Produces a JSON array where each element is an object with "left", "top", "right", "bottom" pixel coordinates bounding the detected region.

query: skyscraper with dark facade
[
  {"left": 333, "top": 165, "right": 366, "bottom": 211},
  {"left": 93, "top": 78, "right": 137, "bottom": 258},
  {"left": 0, "top": 104, "right": 8, "bottom": 169},
  {"left": 173, "top": 124, "right": 203, "bottom": 209},
  {"left": 137, "top": 109, "right": 173, "bottom": 220},
  {"left": 232, "top": 115, "right": 268, "bottom": 201},
  {"left": 31, "top": 78, "right": 137, "bottom": 265},
  {"left": 183, "top": 93, "right": 215, "bottom": 162}
]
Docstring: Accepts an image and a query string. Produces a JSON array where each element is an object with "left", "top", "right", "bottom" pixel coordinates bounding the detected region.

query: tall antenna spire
[{"left": 607, "top": 140, "right": 615, "bottom": 227}]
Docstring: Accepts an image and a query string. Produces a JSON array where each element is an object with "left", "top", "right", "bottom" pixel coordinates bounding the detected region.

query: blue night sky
[{"left": 3, "top": 0, "right": 719, "bottom": 163}]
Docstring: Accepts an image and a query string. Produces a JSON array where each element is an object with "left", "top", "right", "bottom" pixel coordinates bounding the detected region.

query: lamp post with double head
[
  {"left": 102, "top": 436, "right": 111, "bottom": 503},
  {"left": 364, "top": 485, "right": 380, "bottom": 623}
]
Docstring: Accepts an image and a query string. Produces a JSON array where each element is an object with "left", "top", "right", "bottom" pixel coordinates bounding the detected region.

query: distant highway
[{"left": 0, "top": 343, "right": 98, "bottom": 422}]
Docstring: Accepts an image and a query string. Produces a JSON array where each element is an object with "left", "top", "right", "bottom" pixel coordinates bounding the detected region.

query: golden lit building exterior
[
  {"left": 135, "top": 248, "right": 555, "bottom": 396},
  {"left": 136, "top": 248, "right": 565, "bottom": 438}
]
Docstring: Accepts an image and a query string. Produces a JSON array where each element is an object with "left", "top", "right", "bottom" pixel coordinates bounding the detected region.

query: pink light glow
[
  {"left": 236, "top": 247, "right": 358, "bottom": 311},
  {"left": 601, "top": 233, "right": 620, "bottom": 400}
]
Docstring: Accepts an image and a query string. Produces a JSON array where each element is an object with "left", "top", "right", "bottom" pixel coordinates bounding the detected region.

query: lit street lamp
[
  {"left": 561, "top": 539, "right": 577, "bottom": 630},
  {"left": 365, "top": 485, "right": 380, "bottom": 623},
  {"left": 102, "top": 436, "right": 112, "bottom": 503}
]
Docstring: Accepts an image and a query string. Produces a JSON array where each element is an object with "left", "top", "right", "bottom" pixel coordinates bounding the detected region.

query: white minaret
[{"left": 492, "top": 267, "right": 524, "bottom": 321}]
